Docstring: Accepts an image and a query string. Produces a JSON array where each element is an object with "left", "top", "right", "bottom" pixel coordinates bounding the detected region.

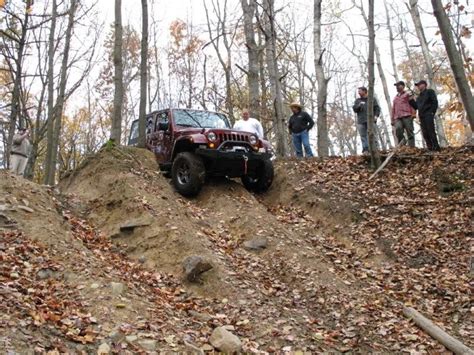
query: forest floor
[{"left": 0, "top": 146, "right": 472, "bottom": 353}]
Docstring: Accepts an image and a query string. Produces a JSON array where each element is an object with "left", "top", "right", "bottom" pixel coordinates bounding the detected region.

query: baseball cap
[
  {"left": 394, "top": 81, "right": 405, "bottom": 87},
  {"left": 415, "top": 80, "right": 427, "bottom": 86}
]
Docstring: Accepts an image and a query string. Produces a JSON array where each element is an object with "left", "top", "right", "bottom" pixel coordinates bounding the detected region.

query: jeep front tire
[
  {"left": 171, "top": 152, "right": 206, "bottom": 197},
  {"left": 241, "top": 159, "right": 274, "bottom": 193}
]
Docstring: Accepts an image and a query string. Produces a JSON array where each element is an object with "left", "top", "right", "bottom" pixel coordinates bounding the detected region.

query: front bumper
[{"left": 195, "top": 148, "right": 272, "bottom": 178}]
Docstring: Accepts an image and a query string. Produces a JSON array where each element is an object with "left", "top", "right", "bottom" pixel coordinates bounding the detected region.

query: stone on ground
[
  {"left": 243, "top": 237, "right": 268, "bottom": 251},
  {"left": 209, "top": 326, "right": 242, "bottom": 353},
  {"left": 182, "top": 255, "right": 213, "bottom": 282}
]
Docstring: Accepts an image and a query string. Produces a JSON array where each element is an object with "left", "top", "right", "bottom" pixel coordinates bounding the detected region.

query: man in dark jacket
[
  {"left": 288, "top": 102, "right": 314, "bottom": 158},
  {"left": 410, "top": 80, "right": 440, "bottom": 151},
  {"left": 352, "top": 87, "right": 381, "bottom": 153}
]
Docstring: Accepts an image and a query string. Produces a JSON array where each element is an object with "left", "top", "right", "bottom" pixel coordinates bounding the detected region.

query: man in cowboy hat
[
  {"left": 288, "top": 102, "right": 314, "bottom": 158},
  {"left": 392, "top": 81, "right": 416, "bottom": 147},
  {"left": 409, "top": 80, "right": 440, "bottom": 151},
  {"left": 10, "top": 127, "right": 31, "bottom": 176}
]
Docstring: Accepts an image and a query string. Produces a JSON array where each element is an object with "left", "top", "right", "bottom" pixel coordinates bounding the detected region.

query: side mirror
[{"left": 158, "top": 122, "right": 169, "bottom": 131}]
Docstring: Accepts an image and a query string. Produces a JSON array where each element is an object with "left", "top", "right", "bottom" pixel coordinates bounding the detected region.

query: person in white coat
[
  {"left": 233, "top": 109, "right": 264, "bottom": 138},
  {"left": 10, "top": 128, "right": 31, "bottom": 176}
]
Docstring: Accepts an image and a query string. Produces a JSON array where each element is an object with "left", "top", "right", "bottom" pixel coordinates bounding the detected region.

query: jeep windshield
[{"left": 173, "top": 109, "right": 230, "bottom": 129}]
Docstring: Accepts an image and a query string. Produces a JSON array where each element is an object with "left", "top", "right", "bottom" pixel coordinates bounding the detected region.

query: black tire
[
  {"left": 171, "top": 152, "right": 206, "bottom": 197},
  {"left": 241, "top": 159, "right": 274, "bottom": 193}
]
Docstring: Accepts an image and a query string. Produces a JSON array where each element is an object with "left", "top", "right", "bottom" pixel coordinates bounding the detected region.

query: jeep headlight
[
  {"left": 249, "top": 135, "right": 258, "bottom": 145},
  {"left": 207, "top": 132, "right": 217, "bottom": 142}
]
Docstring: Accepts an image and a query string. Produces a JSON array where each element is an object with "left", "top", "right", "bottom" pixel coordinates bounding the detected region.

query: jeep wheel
[
  {"left": 241, "top": 159, "right": 274, "bottom": 193},
  {"left": 171, "top": 152, "right": 206, "bottom": 197}
]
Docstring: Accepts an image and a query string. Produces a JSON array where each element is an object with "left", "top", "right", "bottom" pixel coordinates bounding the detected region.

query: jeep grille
[{"left": 218, "top": 133, "right": 250, "bottom": 142}]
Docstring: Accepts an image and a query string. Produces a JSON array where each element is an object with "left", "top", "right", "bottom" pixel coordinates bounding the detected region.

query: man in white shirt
[{"left": 233, "top": 109, "right": 264, "bottom": 138}]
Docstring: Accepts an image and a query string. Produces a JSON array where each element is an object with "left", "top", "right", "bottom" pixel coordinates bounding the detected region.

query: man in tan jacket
[{"left": 10, "top": 128, "right": 31, "bottom": 176}]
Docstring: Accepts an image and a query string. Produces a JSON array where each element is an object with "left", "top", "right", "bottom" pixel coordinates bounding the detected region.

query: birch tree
[{"left": 110, "top": 0, "right": 123, "bottom": 144}]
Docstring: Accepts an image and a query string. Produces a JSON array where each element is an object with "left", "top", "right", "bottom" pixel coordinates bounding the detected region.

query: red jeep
[{"left": 128, "top": 108, "right": 274, "bottom": 197}]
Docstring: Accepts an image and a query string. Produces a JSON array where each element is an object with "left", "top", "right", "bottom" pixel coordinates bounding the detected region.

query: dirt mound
[{"left": 2, "top": 145, "right": 472, "bottom": 353}]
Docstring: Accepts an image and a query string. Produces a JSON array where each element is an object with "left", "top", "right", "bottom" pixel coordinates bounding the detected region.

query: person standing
[
  {"left": 410, "top": 80, "right": 440, "bottom": 151},
  {"left": 233, "top": 109, "right": 264, "bottom": 138},
  {"left": 352, "top": 87, "right": 381, "bottom": 154},
  {"left": 10, "top": 127, "right": 31, "bottom": 176},
  {"left": 288, "top": 102, "right": 314, "bottom": 158},
  {"left": 392, "top": 81, "right": 415, "bottom": 147}
]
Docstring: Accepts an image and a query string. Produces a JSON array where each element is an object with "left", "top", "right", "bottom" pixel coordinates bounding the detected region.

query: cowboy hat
[{"left": 289, "top": 102, "right": 302, "bottom": 109}]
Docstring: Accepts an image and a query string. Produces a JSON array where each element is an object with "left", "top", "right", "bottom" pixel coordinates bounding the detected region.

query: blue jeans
[
  {"left": 357, "top": 122, "right": 379, "bottom": 153},
  {"left": 292, "top": 130, "right": 313, "bottom": 158},
  {"left": 357, "top": 123, "right": 369, "bottom": 152}
]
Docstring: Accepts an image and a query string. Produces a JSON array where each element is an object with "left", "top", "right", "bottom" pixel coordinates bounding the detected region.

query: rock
[
  {"left": 243, "top": 237, "right": 268, "bottom": 251},
  {"left": 138, "top": 339, "right": 157, "bottom": 351},
  {"left": 188, "top": 310, "right": 213, "bottom": 322},
  {"left": 10, "top": 272, "right": 19, "bottom": 279},
  {"left": 182, "top": 255, "right": 213, "bottom": 282},
  {"left": 110, "top": 282, "right": 126, "bottom": 296},
  {"left": 90, "top": 283, "right": 100, "bottom": 289},
  {"left": 209, "top": 327, "right": 242, "bottom": 353},
  {"left": 37, "top": 268, "right": 55, "bottom": 280},
  {"left": 97, "top": 343, "right": 111, "bottom": 354},
  {"left": 138, "top": 256, "right": 146, "bottom": 264},
  {"left": 125, "top": 335, "right": 138, "bottom": 343},
  {"left": 201, "top": 344, "right": 214, "bottom": 352},
  {"left": 119, "top": 220, "right": 151, "bottom": 233},
  {"left": 17, "top": 205, "right": 34, "bottom": 213}
]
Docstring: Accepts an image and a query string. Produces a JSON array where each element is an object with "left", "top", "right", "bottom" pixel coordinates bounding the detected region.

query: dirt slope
[{"left": 1, "top": 146, "right": 472, "bottom": 353}]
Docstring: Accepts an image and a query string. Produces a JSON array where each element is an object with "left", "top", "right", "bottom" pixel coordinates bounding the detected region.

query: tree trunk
[
  {"left": 110, "top": 0, "right": 124, "bottom": 143},
  {"left": 367, "top": 0, "right": 381, "bottom": 168},
  {"left": 384, "top": 1, "right": 399, "bottom": 82},
  {"left": 262, "top": 0, "right": 288, "bottom": 156},
  {"left": 46, "top": 0, "right": 77, "bottom": 185},
  {"left": 431, "top": 0, "right": 474, "bottom": 131},
  {"left": 43, "top": 0, "right": 57, "bottom": 184},
  {"left": 408, "top": 0, "right": 447, "bottom": 147},
  {"left": 138, "top": 0, "right": 148, "bottom": 148},
  {"left": 313, "top": 0, "right": 329, "bottom": 157},
  {"left": 6, "top": 1, "right": 32, "bottom": 168}
]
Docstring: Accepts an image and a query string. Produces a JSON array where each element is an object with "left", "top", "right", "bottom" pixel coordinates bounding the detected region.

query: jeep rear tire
[
  {"left": 171, "top": 152, "right": 206, "bottom": 197},
  {"left": 241, "top": 159, "right": 274, "bottom": 193}
]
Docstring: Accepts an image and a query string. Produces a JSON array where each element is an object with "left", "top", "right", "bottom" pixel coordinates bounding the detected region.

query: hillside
[{"left": 1, "top": 146, "right": 472, "bottom": 353}]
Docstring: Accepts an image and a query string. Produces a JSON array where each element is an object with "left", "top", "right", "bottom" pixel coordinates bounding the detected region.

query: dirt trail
[{"left": 1, "top": 146, "right": 472, "bottom": 353}]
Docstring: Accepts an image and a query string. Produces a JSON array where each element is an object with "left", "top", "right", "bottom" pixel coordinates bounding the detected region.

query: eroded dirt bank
[{"left": 1, "top": 146, "right": 472, "bottom": 353}]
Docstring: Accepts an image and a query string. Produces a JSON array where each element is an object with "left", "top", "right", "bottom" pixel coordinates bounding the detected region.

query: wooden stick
[
  {"left": 369, "top": 138, "right": 405, "bottom": 180},
  {"left": 403, "top": 307, "right": 474, "bottom": 355}
]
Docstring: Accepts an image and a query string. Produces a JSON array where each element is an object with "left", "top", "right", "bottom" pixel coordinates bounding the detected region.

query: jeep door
[{"left": 149, "top": 110, "right": 172, "bottom": 163}]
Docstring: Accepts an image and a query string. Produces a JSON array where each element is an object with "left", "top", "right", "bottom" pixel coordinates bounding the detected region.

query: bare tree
[
  {"left": 110, "top": 0, "right": 124, "bottom": 144},
  {"left": 138, "top": 0, "right": 148, "bottom": 148},
  {"left": 44, "top": 0, "right": 58, "bottom": 183},
  {"left": 313, "top": 0, "right": 329, "bottom": 157},
  {"left": 431, "top": 0, "right": 474, "bottom": 131},
  {"left": 203, "top": 0, "right": 239, "bottom": 121},
  {"left": 260, "top": 0, "right": 288, "bottom": 156},
  {"left": 240, "top": 0, "right": 260, "bottom": 119},
  {"left": 367, "top": 0, "right": 380, "bottom": 168},
  {"left": 407, "top": 0, "right": 447, "bottom": 146}
]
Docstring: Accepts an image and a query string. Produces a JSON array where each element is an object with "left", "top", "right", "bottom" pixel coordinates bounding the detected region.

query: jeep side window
[
  {"left": 155, "top": 111, "right": 169, "bottom": 131},
  {"left": 128, "top": 120, "right": 139, "bottom": 146},
  {"left": 146, "top": 116, "right": 154, "bottom": 135}
]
